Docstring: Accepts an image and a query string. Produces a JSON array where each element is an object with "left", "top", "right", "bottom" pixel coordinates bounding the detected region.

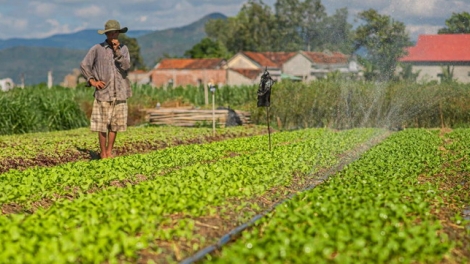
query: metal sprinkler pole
[{"left": 209, "top": 81, "right": 216, "bottom": 136}]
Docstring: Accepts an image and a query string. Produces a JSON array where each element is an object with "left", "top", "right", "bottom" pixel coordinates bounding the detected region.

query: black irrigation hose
[{"left": 180, "top": 131, "right": 392, "bottom": 264}]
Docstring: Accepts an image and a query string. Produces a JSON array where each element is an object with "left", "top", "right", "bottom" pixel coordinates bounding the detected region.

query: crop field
[{"left": 0, "top": 126, "right": 469, "bottom": 263}]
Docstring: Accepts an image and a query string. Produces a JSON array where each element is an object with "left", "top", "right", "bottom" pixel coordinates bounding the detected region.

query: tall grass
[
  {"left": 123, "top": 83, "right": 256, "bottom": 109},
  {"left": 75, "top": 83, "right": 256, "bottom": 125},
  {"left": 0, "top": 84, "right": 88, "bottom": 135},
  {"left": 2, "top": 80, "right": 470, "bottom": 136},
  {"left": 249, "top": 80, "right": 470, "bottom": 130},
  {"left": 62, "top": 81, "right": 470, "bottom": 131}
]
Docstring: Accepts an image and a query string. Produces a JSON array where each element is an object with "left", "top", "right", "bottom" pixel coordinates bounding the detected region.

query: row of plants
[
  {"left": 0, "top": 84, "right": 88, "bottom": 135},
  {"left": 0, "top": 83, "right": 256, "bottom": 135},
  {"left": 0, "top": 125, "right": 266, "bottom": 161},
  {"left": 0, "top": 127, "right": 383, "bottom": 263},
  {"left": 208, "top": 129, "right": 468, "bottom": 263},
  {"left": 0, "top": 127, "right": 323, "bottom": 206},
  {"left": 3, "top": 80, "right": 470, "bottom": 135},
  {"left": 77, "top": 81, "right": 470, "bottom": 131},
  {"left": 436, "top": 128, "right": 470, "bottom": 262}
]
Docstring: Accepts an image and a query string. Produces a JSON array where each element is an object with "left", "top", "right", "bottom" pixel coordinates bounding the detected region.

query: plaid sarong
[{"left": 90, "top": 98, "right": 128, "bottom": 132}]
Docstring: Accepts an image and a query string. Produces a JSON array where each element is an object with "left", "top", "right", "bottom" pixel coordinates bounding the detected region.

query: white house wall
[
  {"left": 283, "top": 54, "right": 311, "bottom": 81},
  {"left": 227, "top": 70, "right": 258, "bottom": 86},
  {"left": 227, "top": 55, "right": 259, "bottom": 69},
  {"left": 410, "top": 63, "right": 470, "bottom": 83}
]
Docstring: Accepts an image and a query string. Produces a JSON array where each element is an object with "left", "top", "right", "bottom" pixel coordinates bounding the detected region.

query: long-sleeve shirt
[{"left": 80, "top": 41, "right": 132, "bottom": 101}]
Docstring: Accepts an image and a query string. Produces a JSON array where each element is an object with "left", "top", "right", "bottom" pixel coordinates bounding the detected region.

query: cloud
[
  {"left": 74, "top": 5, "right": 104, "bottom": 18},
  {"left": 28, "top": 2, "right": 58, "bottom": 17},
  {"left": 406, "top": 24, "right": 443, "bottom": 37},
  {"left": 0, "top": 14, "right": 28, "bottom": 39},
  {"left": 41, "top": 19, "right": 73, "bottom": 37},
  {"left": 384, "top": 0, "right": 441, "bottom": 20},
  {"left": 1, "top": 0, "right": 470, "bottom": 40}
]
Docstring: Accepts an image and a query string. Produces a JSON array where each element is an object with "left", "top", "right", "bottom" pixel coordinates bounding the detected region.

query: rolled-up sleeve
[
  {"left": 80, "top": 46, "right": 97, "bottom": 84},
  {"left": 114, "top": 46, "right": 131, "bottom": 71}
]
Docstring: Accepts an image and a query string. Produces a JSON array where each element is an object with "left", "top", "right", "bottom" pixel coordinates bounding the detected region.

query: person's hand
[
  {"left": 111, "top": 39, "right": 120, "bottom": 52},
  {"left": 90, "top": 79, "right": 106, "bottom": 89}
]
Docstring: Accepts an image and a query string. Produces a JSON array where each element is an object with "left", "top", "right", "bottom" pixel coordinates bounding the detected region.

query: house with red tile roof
[
  {"left": 399, "top": 34, "right": 470, "bottom": 83},
  {"left": 149, "top": 58, "right": 227, "bottom": 88},
  {"left": 283, "top": 51, "right": 360, "bottom": 82},
  {"left": 226, "top": 52, "right": 296, "bottom": 86},
  {"left": 149, "top": 51, "right": 361, "bottom": 89}
]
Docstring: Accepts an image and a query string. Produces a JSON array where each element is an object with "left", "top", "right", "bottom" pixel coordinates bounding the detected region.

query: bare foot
[
  {"left": 107, "top": 150, "right": 114, "bottom": 158},
  {"left": 100, "top": 152, "right": 108, "bottom": 159}
]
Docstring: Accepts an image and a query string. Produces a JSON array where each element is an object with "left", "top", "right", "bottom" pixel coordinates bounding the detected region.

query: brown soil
[{"left": 430, "top": 128, "right": 470, "bottom": 263}]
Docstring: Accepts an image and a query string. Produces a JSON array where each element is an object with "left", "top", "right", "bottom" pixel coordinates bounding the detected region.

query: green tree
[
  {"left": 354, "top": 9, "right": 411, "bottom": 81},
  {"left": 358, "top": 57, "right": 378, "bottom": 81},
  {"left": 439, "top": 65, "right": 456, "bottom": 83},
  {"left": 119, "top": 34, "right": 145, "bottom": 70},
  {"left": 184, "top": 37, "right": 232, "bottom": 59},
  {"left": 298, "top": 0, "right": 327, "bottom": 51},
  {"left": 232, "top": 0, "right": 276, "bottom": 52},
  {"left": 398, "top": 63, "right": 420, "bottom": 82},
  {"left": 319, "top": 8, "right": 354, "bottom": 54},
  {"left": 438, "top": 12, "right": 470, "bottom": 33},
  {"left": 205, "top": 0, "right": 275, "bottom": 53},
  {"left": 205, "top": 0, "right": 353, "bottom": 54},
  {"left": 205, "top": 17, "right": 234, "bottom": 51},
  {"left": 273, "top": 0, "right": 304, "bottom": 51}
]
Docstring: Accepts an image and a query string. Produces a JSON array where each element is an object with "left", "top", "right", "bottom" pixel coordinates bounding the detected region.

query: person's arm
[
  {"left": 80, "top": 46, "right": 105, "bottom": 89},
  {"left": 113, "top": 44, "right": 131, "bottom": 71}
]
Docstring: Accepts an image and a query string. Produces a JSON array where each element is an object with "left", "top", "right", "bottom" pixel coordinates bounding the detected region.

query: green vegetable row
[
  {"left": 0, "top": 128, "right": 382, "bottom": 263},
  {"left": 0, "top": 125, "right": 265, "bottom": 161},
  {"left": 209, "top": 129, "right": 452, "bottom": 264},
  {"left": 0, "top": 128, "right": 353, "bottom": 207}
]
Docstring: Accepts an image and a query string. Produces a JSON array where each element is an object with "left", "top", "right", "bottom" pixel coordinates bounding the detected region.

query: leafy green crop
[
  {"left": 0, "top": 128, "right": 382, "bottom": 263},
  {"left": 210, "top": 129, "right": 452, "bottom": 264}
]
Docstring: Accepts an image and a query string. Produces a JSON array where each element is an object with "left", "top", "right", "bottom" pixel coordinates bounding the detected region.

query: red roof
[
  {"left": 230, "top": 68, "right": 261, "bottom": 80},
  {"left": 302, "top": 51, "right": 348, "bottom": 64},
  {"left": 400, "top": 34, "right": 470, "bottom": 62},
  {"left": 156, "top": 58, "right": 225, "bottom": 69},
  {"left": 243, "top": 52, "right": 296, "bottom": 68}
]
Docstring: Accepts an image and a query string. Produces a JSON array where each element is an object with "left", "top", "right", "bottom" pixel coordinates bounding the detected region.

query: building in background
[
  {"left": 0, "top": 78, "right": 14, "bottom": 91},
  {"left": 149, "top": 58, "right": 227, "bottom": 88},
  {"left": 227, "top": 52, "right": 296, "bottom": 86},
  {"left": 283, "top": 51, "right": 359, "bottom": 82},
  {"left": 399, "top": 34, "right": 470, "bottom": 83},
  {"left": 64, "top": 50, "right": 363, "bottom": 88}
]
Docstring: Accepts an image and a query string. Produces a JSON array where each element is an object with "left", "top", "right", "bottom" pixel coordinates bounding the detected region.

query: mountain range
[{"left": 0, "top": 12, "right": 227, "bottom": 86}]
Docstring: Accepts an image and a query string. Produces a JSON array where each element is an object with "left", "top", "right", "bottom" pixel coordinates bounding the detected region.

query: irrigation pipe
[{"left": 180, "top": 130, "right": 393, "bottom": 264}]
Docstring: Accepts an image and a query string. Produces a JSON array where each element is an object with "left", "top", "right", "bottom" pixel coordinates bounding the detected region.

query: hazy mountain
[
  {"left": 0, "top": 47, "right": 87, "bottom": 86},
  {"left": 0, "top": 30, "right": 152, "bottom": 50},
  {"left": 138, "top": 12, "right": 227, "bottom": 67},
  {"left": 0, "top": 12, "right": 227, "bottom": 86}
]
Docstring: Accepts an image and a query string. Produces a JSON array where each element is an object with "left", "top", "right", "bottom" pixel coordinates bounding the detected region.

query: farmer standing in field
[{"left": 80, "top": 19, "right": 132, "bottom": 159}]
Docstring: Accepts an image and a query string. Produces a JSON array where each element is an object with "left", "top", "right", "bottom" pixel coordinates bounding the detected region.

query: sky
[{"left": 0, "top": 0, "right": 467, "bottom": 41}]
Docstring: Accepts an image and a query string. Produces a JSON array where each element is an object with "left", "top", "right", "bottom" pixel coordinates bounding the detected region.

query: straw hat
[{"left": 97, "top": 19, "right": 128, "bottom": 35}]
